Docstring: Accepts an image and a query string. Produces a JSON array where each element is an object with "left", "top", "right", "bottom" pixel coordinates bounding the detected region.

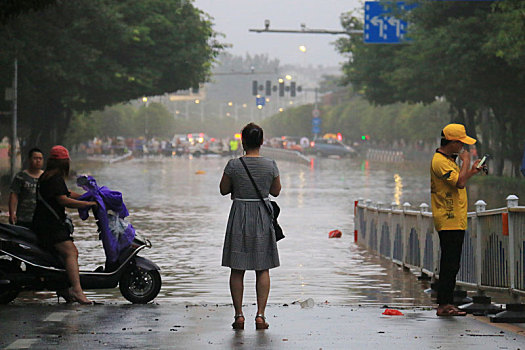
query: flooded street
[{"left": 18, "top": 157, "right": 441, "bottom": 306}]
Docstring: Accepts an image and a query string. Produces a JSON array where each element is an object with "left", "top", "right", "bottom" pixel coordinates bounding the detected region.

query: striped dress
[{"left": 221, "top": 156, "right": 280, "bottom": 270}]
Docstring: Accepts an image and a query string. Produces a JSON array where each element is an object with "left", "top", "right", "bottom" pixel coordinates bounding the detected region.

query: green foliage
[
  {"left": 0, "top": 0, "right": 57, "bottom": 23},
  {"left": 65, "top": 101, "right": 245, "bottom": 145},
  {"left": 261, "top": 104, "right": 314, "bottom": 137},
  {"left": 65, "top": 102, "right": 175, "bottom": 145},
  {"left": 484, "top": 0, "right": 525, "bottom": 66},
  {"left": 136, "top": 102, "right": 175, "bottom": 139},
  {"left": 0, "top": 0, "right": 223, "bottom": 153},
  {"left": 336, "top": 1, "right": 525, "bottom": 176},
  {"left": 261, "top": 92, "right": 449, "bottom": 146}
]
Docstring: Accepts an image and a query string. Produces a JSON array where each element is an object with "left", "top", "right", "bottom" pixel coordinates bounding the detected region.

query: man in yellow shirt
[{"left": 431, "top": 124, "right": 481, "bottom": 316}]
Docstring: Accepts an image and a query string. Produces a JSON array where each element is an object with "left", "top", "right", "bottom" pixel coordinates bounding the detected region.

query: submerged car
[{"left": 310, "top": 138, "right": 356, "bottom": 157}]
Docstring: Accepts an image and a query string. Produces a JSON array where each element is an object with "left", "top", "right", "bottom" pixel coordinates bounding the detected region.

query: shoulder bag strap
[
  {"left": 239, "top": 157, "right": 273, "bottom": 217},
  {"left": 36, "top": 182, "right": 62, "bottom": 222}
]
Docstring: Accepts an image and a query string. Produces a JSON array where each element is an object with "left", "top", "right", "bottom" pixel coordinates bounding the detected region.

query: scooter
[{"left": 0, "top": 223, "right": 161, "bottom": 304}]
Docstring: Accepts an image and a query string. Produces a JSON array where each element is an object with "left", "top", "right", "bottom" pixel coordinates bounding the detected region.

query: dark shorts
[{"left": 34, "top": 224, "right": 74, "bottom": 251}]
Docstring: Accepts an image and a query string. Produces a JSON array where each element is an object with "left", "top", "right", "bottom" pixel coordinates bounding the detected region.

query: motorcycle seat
[{"left": 0, "top": 223, "right": 38, "bottom": 244}]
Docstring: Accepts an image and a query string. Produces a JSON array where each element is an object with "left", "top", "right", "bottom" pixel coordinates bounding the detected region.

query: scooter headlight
[{"left": 131, "top": 231, "right": 147, "bottom": 248}]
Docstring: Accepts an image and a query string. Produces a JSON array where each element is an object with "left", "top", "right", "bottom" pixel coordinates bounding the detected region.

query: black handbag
[
  {"left": 37, "top": 185, "right": 74, "bottom": 235},
  {"left": 240, "top": 157, "right": 284, "bottom": 241}
]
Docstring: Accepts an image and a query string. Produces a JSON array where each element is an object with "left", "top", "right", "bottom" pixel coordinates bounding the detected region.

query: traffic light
[
  {"left": 290, "top": 82, "right": 296, "bottom": 97},
  {"left": 279, "top": 81, "right": 284, "bottom": 97},
  {"left": 265, "top": 80, "right": 271, "bottom": 96},
  {"left": 252, "top": 81, "right": 258, "bottom": 96}
]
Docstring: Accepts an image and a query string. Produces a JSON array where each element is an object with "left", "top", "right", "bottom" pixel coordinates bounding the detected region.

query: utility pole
[
  {"left": 11, "top": 59, "right": 18, "bottom": 180},
  {"left": 314, "top": 87, "right": 318, "bottom": 111}
]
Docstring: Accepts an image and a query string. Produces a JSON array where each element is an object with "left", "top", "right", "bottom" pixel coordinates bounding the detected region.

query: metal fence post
[
  {"left": 402, "top": 202, "right": 411, "bottom": 266},
  {"left": 475, "top": 200, "right": 487, "bottom": 292},
  {"left": 354, "top": 198, "right": 363, "bottom": 243},
  {"left": 419, "top": 203, "right": 429, "bottom": 273},
  {"left": 356, "top": 198, "right": 364, "bottom": 243},
  {"left": 390, "top": 202, "right": 398, "bottom": 260},
  {"left": 506, "top": 195, "right": 518, "bottom": 294},
  {"left": 490, "top": 195, "right": 525, "bottom": 322},
  {"left": 363, "top": 199, "right": 372, "bottom": 248}
]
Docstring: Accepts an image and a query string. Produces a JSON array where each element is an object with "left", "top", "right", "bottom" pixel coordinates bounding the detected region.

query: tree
[
  {"left": 484, "top": 0, "right": 525, "bottom": 68},
  {"left": 261, "top": 104, "right": 314, "bottom": 138},
  {"left": 136, "top": 102, "right": 175, "bottom": 139},
  {"left": 0, "top": 0, "right": 223, "bottom": 154},
  {"left": 336, "top": 1, "right": 525, "bottom": 176},
  {"left": 0, "top": 0, "right": 57, "bottom": 23}
]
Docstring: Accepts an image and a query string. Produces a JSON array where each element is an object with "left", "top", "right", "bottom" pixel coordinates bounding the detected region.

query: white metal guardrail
[
  {"left": 366, "top": 149, "right": 405, "bottom": 163},
  {"left": 354, "top": 195, "right": 525, "bottom": 298}
]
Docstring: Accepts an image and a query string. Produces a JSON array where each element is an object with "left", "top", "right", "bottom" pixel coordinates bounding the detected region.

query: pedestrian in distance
[
  {"left": 229, "top": 138, "right": 240, "bottom": 157},
  {"left": 32, "top": 145, "right": 98, "bottom": 305},
  {"left": 8, "top": 148, "right": 44, "bottom": 228},
  {"left": 220, "top": 123, "right": 282, "bottom": 330},
  {"left": 430, "top": 124, "right": 482, "bottom": 316}
]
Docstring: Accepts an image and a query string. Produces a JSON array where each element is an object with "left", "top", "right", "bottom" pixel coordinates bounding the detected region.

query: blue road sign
[
  {"left": 312, "top": 125, "right": 321, "bottom": 134},
  {"left": 312, "top": 117, "right": 321, "bottom": 127},
  {"left": 364, "top": 1, "right": 416, "bottom": 44},
  {"left": 255, "top": 97, "right": 265, "bottom": 106}
]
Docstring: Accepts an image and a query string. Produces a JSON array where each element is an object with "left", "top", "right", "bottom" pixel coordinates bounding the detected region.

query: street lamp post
[{"left": 194, "top": 99, "right": 204, "bottom": 122}]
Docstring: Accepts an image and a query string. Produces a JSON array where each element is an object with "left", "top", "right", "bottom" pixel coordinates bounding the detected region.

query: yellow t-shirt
[{"left": 430, "top": 151, "right": 468, "bottom": 231}]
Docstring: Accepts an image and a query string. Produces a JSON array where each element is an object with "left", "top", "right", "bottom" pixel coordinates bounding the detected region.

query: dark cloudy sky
[{"left": 193, "top": 0, "right": 363, "bottom": 67}]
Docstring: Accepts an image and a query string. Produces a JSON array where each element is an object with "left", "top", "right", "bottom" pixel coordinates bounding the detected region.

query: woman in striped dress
[{"left": 220, "top": 123, "right": 281, "bottom": 330}]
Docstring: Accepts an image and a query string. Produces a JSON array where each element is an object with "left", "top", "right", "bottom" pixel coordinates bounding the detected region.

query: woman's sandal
[
  {"left": 232, "top": 314, "right": 245, "bottom": 330},
  {"left": 56, "top": 288, "right": 73, "bottom": 304},
  {"left": 436, "top": 305, "right": 466, "bottom": 317},
  {"left": 255, "top": 314, "right": 269, "bottom": 330}
]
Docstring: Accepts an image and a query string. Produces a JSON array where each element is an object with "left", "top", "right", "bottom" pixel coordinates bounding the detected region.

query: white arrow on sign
[
  {"left": 370, "top": 16, "right": 384, "bottom": 38},
  {"left": 387, "top": 17, "right": 402, "bottom": 38}
]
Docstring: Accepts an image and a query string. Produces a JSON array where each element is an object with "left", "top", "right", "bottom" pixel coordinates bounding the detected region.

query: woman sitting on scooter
[{"left": 32, "top": 145, "right": 98, "bottom": 305}]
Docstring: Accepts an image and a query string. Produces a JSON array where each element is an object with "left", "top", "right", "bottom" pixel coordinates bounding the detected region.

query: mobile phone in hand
[{"left": 477, "top": 154, "right": 489, "bottom": 169}]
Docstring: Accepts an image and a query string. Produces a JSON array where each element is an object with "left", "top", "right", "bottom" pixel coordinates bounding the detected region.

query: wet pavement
[
  {"left": 8, "top": 156, "right": 439, "bottom": 306},
  {"left": 1, "top": 302, "right": 524, "bottom": 349},
  {"left": 2, "top": 157, "right": 525, "bottom": 348}
]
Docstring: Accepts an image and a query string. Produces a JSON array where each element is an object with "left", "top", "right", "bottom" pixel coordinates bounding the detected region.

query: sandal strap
[
  {"left": 234, "top": 314, "right": 244, "bottom": 320},
  {"left": 255, "top": 314, "right": 266, "bottom": 321}
]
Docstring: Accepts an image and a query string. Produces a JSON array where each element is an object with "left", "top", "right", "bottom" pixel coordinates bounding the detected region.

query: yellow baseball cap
[{"left": 442, "top": 124, "right": 476, "bottom": 145}]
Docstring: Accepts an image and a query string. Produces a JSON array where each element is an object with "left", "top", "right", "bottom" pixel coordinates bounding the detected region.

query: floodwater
[{"left": 14, "top": 156, "right": 514, "bottom": 306}]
